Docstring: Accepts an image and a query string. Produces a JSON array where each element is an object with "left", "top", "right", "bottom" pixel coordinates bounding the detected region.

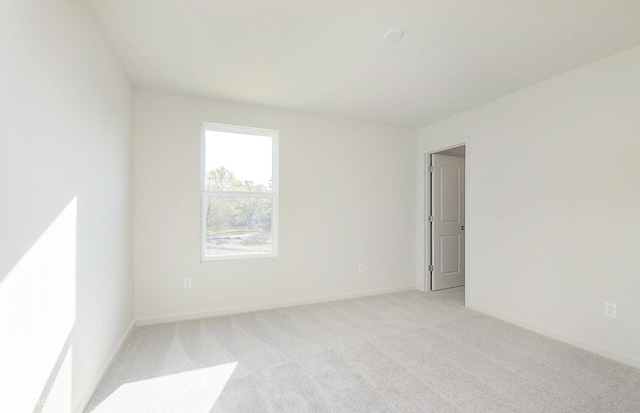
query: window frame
[{"left": 200, "top": 122, "right": 279, "bottom": 261}]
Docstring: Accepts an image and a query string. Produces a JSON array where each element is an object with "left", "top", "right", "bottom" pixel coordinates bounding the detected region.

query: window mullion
[{"left": 203, "top": 191, "right": 275, "bottom": 198}]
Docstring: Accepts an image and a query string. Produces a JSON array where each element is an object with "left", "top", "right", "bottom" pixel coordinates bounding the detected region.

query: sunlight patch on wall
[
  {"left": 40, "top": 344, "right": 73, "bottom": 413},
  {"left": 0, "top": 197, "right": 77, "bottom": 412},
  {"left": 90, "top": 362, "right": 238, "bottom": 412}
]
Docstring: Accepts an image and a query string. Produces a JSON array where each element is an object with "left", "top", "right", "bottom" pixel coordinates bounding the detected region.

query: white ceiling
[
  {"left": 85, "top": 0, "right": 640, "bottom": 128},
  {"left": 437, "top": 145, "right": 465, "bottom": 158}
]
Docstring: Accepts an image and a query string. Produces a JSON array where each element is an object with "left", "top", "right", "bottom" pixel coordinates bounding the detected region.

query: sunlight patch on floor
[{"left": 90, "top": 362, "right": 238, "bottom": 413}]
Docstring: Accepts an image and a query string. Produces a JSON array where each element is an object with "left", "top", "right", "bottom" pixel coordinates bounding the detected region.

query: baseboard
[
  {"left": 74, "top": 318, "right": 137, "bottom": 413},
  {"left": 136, "top": 285, "right": 417, "bottom": 326},
  {"left": 466, "top": 303, "right": 640, "bottom": 370}
]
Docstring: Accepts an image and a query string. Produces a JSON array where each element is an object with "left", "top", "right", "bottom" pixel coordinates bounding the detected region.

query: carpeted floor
[{"left": 86, "top": 288, "right": 640, "bottom": 412}]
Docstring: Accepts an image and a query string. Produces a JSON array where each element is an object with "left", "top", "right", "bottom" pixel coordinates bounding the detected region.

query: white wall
[
  {"left": 0, "top": 1, "right": 134, "bottom": 411},
  {"left": 134, "top": 90, "right": 416, "bottom": 322},
  {"left": 417, "top": 46, "right": 640, "bottom": 367}
]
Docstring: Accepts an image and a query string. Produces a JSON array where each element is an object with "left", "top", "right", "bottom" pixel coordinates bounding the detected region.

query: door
[{"left": 430, "top": 154, "right": 465, "bottom": 290}]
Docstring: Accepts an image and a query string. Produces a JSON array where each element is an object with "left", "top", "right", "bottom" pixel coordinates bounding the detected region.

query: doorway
[{"left": 428, "top": 145, "right": 466, "bottom": 291}]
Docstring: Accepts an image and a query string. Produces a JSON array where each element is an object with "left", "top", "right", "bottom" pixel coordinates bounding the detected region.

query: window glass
[
  {"left": 204, "top": 131, "right": 273, "bottom": 192},
  {"left": 201, "top": 123, "right": 278, "bottom": 260}
]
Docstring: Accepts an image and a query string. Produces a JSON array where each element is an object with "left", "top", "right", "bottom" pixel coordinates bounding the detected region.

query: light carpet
[{"left": 85, "top": 288, "right": 640, "bottom": 412}]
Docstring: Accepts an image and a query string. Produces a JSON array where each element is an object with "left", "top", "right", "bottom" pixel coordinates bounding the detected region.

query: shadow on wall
[{"left": 0, "top": 197, "right": 78, "bottom": 412}]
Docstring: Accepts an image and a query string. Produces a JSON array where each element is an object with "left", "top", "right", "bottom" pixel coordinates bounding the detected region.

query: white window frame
[{"left": 200, "top": 122, "right": 279, "bottom": 261}]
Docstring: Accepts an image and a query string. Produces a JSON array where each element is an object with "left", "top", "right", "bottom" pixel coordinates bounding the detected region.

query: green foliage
[{"left": 205, "top": 166, "right": 272, "bottom": 234}]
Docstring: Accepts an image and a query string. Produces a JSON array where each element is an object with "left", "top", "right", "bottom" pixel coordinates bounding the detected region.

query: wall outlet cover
[{"left": 604, "top": 302, "right": 616, "bottom": 319}]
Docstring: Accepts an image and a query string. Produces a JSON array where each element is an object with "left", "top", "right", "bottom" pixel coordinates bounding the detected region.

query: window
[{"left": 201, "top": 123, "right": 278, "bottom": 260}]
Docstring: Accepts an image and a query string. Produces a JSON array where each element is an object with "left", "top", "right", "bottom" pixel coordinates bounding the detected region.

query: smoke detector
[{"left": 383, "top": 28, "right": 404, "bottom": 42}]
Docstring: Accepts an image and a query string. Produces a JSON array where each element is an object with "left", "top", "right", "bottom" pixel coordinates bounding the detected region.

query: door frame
[{"left": 418, "top": 138, "right": 470, "bottom": 302}]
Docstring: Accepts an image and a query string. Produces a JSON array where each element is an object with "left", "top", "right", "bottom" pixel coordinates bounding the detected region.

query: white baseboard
[
  {"left": 136, "top": 285, "right": 417, "bottom": 326},
  {"left": 74, "top": 318, "right": 136, "bottom": 413},
  {"left": 466, "top": 303, "right": 640, "bottom": 370}
]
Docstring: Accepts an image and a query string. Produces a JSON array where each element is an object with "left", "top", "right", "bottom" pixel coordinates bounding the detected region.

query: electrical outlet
[
  {"left": 604, "top": 302, "right": 616, "bottom": 319},
  {"left": 358, "top": 264, "right": 365, "bottom": 273},
  {"left": 184, "top": 277, "right": 192, "bottom": 289}
]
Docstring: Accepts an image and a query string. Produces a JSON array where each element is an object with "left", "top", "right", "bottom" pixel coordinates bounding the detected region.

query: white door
[{"left": 431, "top": 154, "right": 465, "bottom": 290}]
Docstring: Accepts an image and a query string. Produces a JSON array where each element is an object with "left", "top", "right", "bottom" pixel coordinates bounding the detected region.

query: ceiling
[
  {"left": 437, "top": 145, "right": 465, "bottom": 158},
  {"left": 85, "top": 0, "right": 640, "bottom": 128}
]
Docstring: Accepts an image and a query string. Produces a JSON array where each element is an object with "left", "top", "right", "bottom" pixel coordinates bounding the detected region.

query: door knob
[{"left": 461, "top": 225, "right": 465, "bottom": 230}]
